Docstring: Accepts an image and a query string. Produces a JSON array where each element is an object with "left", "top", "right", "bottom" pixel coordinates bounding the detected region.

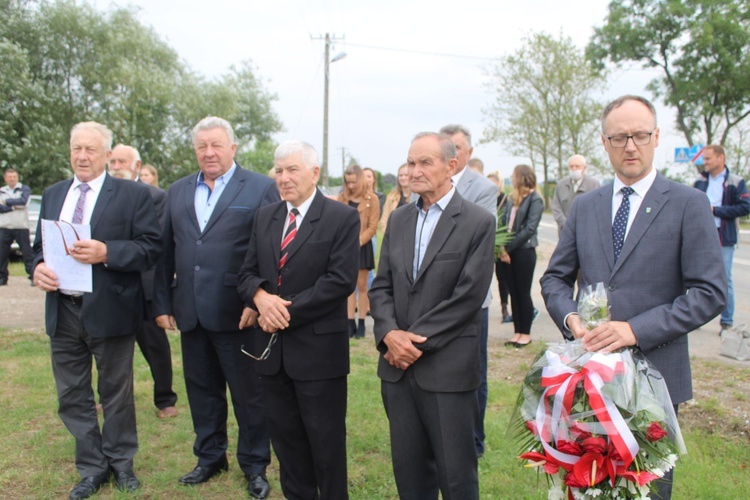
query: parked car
[{"left": 11, "top": 194, "right": 41, "bottom": 256}]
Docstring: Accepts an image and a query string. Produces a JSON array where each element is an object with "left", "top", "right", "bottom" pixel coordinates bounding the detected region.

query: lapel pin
[{"left": 645, "top": 207, "right": 652, "bottom": 214}]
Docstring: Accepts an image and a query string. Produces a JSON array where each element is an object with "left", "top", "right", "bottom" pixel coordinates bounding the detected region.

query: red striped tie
[{"left": 278, "top": 208, "right": 299, "bottom": 286}]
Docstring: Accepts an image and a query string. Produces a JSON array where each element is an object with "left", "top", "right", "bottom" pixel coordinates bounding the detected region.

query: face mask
[{"left": 569, "top": 169, "right": 583, "bottom": 181}]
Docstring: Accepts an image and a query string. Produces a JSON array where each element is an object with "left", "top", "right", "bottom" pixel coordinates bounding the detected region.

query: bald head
[{"left": 109, "top": 144, "right": 142, "bottom": 180}]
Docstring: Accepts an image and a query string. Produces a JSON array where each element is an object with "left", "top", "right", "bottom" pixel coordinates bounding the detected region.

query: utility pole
[
  {"left": 338, "top": 146, "right": 348, "bottom": 179},
  {"left": 311, "top": 33, "right": 345, "bottom": 188}
]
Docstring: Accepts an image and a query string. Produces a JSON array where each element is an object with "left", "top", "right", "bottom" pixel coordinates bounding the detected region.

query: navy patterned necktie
[
  {"left": 72, "top": 183, "right": 90, "bottom": 224},
  {"left": 612, "top": 187, "right": 634, "bottom": 263}
]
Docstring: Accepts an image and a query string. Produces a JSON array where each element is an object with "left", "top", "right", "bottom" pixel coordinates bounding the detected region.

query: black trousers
[
  {"left": 50, "top": 297, "right": 137, "bottom": 477},
  {"left": 261, "top": 369, "right": 348, "bottom": 500},
  {"left": 494, "top": 258, "right": 509, "bottom": 306},
  {"left": 382, "top": 370, "right": 479, "bottom": 500},
  {"left": 501, "top": 247, "right": 537, "bottom": 334},
  {"left": 180, "top": 324, "right": 270, "bottom": 476},
  {"left": 136, "top": 301, "right": 177, "bottom": 409},
  {"left": 0, "top": 227, "right": 33, "bottom": 280}
]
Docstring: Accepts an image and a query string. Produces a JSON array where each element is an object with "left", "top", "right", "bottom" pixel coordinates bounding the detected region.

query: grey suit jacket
[
  {"left": 551, "top": 175, "right": 600, "bottom": 233},
  {"left": 454, "top": 166, "right": 497, "bottom": 308},
  {"left": 369, "top": 191, "right": 495, "bottom": 392},
  {"left": 153, "top": 165, "right": 279, "bottom": 332},
  {"left": 540, "top": 173, "right": 727, "bottom": 404}
]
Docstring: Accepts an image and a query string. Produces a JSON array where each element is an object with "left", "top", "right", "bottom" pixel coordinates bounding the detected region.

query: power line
[{"left": 344, "top": 42, "right": 497, "bottom": 61}]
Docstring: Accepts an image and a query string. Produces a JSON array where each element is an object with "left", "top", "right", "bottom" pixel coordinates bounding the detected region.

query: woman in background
[
  {"left": 499, "top": 165, "right": 543, "bottom": 348},
  {"left": 337, "top": 165, "right": 380, "bottom": 338},
  {"left": 378, "top": 163, "right": 411, "bottom": 234},
  {"left": 139, "top": 164, "right": 159, "bottom": 187},
  {"left": 488, "top": 171, "right": 511, "bottom": 323}
]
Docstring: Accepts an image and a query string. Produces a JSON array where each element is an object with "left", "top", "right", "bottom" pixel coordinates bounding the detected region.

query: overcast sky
[{"left": 92, "top": 0, "right": 687, "bottom": 179}]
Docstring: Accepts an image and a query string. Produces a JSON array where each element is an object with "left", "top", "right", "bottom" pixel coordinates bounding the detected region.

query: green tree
[
  {"left": 482, "top": 32, "right": 606, "bottom": 203},
  {"left": 588, "top": 0, "right": 750, "bottom": 146},
  {"left": 0, "top": 0, "right": 283, "bottom": 190}
]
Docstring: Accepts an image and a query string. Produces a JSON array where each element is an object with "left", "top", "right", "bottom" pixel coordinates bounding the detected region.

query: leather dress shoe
[
  {"left": 157, "top": 405, "right": 178, "bottom": 418},
  {"left": 246, "top": 473, "right": 270, "bottom": 499},
  {"left": 113, "top": 470, "right": 141, "bottom": 492},
  {"left": 179, "top": 458, "right": 228, "bottom": 485},
  {"left": 69, "top": 471, "right": 110, "bottom": 500}
]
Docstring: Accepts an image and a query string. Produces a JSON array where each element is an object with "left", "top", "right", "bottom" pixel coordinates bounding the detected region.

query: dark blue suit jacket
[
  {"left": 32, "top": 174, "right": 162, "bottom": 337},
  {"left": 153, "top": 165, "right": 279, "bottom": 332}
]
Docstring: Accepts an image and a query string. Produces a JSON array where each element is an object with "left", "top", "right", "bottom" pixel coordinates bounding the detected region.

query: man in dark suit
[
  {"left": 238, "top": 140, "right": 359, "bottom": 499},
  {"left": 541, "top": 95, "right": 727, "bottom": 500},
  {"left": 369, "top": 132, "right": 495, "bottom": 499},
  {"left": 108, "top": 144, "right": 178, "bottom": 419},
  {"left": 153, "top": 116, "right": 277, "bottom": 499},
  {"left": 32, "top": 122, "right": 162, "bottom": 499}
]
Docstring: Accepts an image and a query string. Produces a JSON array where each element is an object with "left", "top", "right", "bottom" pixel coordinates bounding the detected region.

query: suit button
[
  {"left": 608, "top": 285, "right": 615, "bottom": 291},
  {"left": 197, "top": 240, "right": 202, "bottom": 245},
  {"left": 194, "top": 266, "right": 200, "bottom": 271}
]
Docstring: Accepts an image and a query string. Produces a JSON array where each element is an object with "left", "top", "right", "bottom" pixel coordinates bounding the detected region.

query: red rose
[
  {"left": 581, "top": 436, "right": 607, "bottom": 454},
  {"left": 646, "top": 422, "right": 668, "bottom": 442}
]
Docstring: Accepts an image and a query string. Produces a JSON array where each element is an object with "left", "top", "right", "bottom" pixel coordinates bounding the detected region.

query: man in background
[
  {"left": 108, "top": 144, "right": 178, "bottom": 419},
  {"left": 439, "top": 124, "right": 497, "bottom": 458},
  {"left": 0, "top": 168, "right": 34, "bottom": 285},
  {"left": 693, "top": 144, "right": 750, "bottom": 333},
  {"left": 551, "top": 154, "right": 600, "bottom": 235}
]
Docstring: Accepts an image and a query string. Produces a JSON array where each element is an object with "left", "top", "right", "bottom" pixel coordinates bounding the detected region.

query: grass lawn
[{"left": 0, "top": 324, "right": 749, "bottom": 499}]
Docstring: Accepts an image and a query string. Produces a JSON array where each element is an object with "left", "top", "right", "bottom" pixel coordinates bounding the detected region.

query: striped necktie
[{"left": 278, "top": 208, "right": 299, "bottom": 286}]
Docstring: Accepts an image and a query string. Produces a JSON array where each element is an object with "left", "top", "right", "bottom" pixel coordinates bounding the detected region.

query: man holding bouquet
[{"left": 541, "top": 94, "right": 727, "bottom": 499}]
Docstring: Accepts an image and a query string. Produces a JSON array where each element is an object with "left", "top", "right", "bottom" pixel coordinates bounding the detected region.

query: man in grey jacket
[
  {"left": 551, "top": 154, "right": 600, "bottom": 235},
  {"left": 0, "top": 168, "right": 33, "bottom": 285}
]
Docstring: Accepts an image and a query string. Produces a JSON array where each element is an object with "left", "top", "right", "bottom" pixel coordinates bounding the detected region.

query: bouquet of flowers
[{"left": 509, "top": 284, "right": 686, "bottom": 499}]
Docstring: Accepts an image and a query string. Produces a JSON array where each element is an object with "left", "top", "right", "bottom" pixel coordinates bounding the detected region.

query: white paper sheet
[{"left": 41, "top": 219, "right": 93, "bottom": 293}]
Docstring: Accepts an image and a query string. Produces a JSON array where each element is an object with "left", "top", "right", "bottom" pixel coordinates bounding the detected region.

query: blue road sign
[
  {"left": 675, "top": 147, "right": 690, "bottom": 163},
  {"left": 689, "top": 144, "right": 705, "bottom": 165}
]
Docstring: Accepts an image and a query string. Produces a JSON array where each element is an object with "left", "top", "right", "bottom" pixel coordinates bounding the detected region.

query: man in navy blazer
[
  {"left": 370, "top": 132, "right": 495, "bottom": 499},
  {"left": 153, "top": 117, "right": 278, "bottom": 498},
  {"left": 33, "top": 122, "right": 162, "bottom": 498},
  {"left": 541, "top": 95, "right": 727, "bottom": 499},
  {"left": 238, "top": 140, "right": 359, "bottom": 499}
]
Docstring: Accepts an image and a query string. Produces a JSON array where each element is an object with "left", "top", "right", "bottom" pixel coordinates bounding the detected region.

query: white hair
[
  {"left": 191, "top": 116, "right": 236, "bottom": 145},
  {"left": 113, "top": 144, "right": 141, "bottom": 171},
  {"left": 71, "top": 122, "right": 113, "bottom": 152},
  {"left": 567, "top": 154, "right": 587, "bottom": 167},
  {"left": 274, "top": 140, "right": 319, "bottom": 170}
]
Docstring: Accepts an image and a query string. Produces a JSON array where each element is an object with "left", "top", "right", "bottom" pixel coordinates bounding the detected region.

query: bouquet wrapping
[{"left": 509, "top": 284, "right": 686, "bottom": 499}]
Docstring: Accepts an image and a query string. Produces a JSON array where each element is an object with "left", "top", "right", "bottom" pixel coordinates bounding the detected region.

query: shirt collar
[
  {"left": 613, "top": 168, "right": 657, "bottom": 198},
  {"left": 451, "top": 165, "right": 468, "bottom": 186},
  {"left": 72, "top": 171, "right": 107, "bottom": 192},
  {"left": 416, "top": 186, "right": 456, "bottom": 213},
  {"left": 286, "top": 189, "right": 317, "bottom": 219},
  {"left": 196, "top": 162, "right": 238, "bottom": 187}
]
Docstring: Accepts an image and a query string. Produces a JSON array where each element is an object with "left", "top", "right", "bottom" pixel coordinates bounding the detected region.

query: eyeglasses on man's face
[
  {"left": 241, "top": 333, "right": 278, "bottom": 361},
  {"left": 605, "top": 131, "right": 655, "bottom": 148}
]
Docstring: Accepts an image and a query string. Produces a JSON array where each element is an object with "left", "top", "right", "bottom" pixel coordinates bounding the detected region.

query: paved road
[
  {"left": 501, "top": 213, "right": 747, "bottom": 364},
  {"left": 0, "top": 213, "right": 746, "bottom": 364}
]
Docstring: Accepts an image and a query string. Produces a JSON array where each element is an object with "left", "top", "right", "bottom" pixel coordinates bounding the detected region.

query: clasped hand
[
  {"left": 383, "top": 329, "right": 427, "bottom": 371},
  {"left": 253, "top": 288, "right": 292, "bottom": 333}
]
